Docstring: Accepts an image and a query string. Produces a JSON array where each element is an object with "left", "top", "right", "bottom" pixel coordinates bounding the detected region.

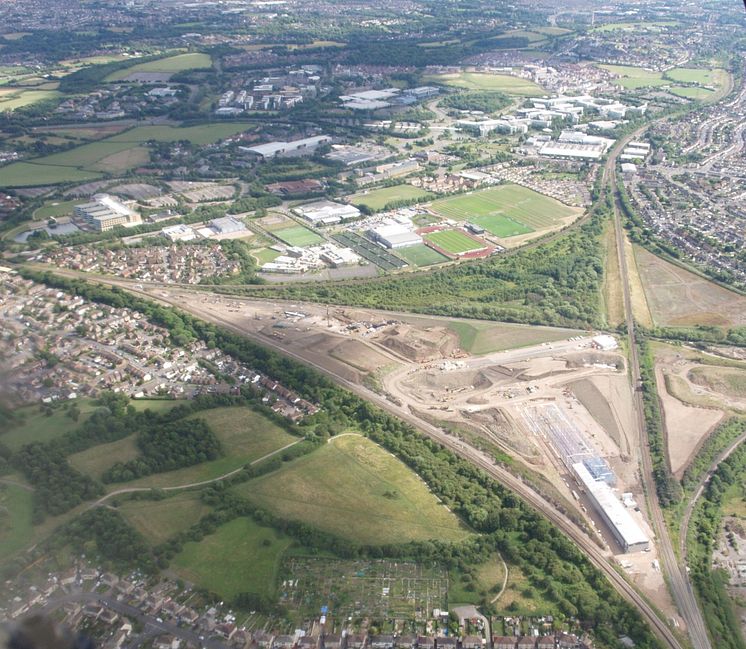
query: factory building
[
  {"left": 369, "top": 222, "right": 422, "bottom": 249},
  {"left": 292, "top": 200, "right": 360, "bottom": 226},
  {"left": 75, "top": 194, "right": 142, "bottom": 232},
  {"left": 243, "top": 135, "right": 331, "bottom": 160},
  {"left": 209, "top": 216, "right": 247, "bottom": 236},
  {"left": 573, "top": 462, "right": 649, "bottom": 553}
]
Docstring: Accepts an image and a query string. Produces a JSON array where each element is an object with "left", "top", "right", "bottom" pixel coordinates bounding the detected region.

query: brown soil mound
[{"left": 374, "top": 324, "right": 458, "bottom": 362}]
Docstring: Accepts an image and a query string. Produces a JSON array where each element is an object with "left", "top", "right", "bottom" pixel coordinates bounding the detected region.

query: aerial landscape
[{"left": 0, "top": 2, "right": 744, "bottom": 649}]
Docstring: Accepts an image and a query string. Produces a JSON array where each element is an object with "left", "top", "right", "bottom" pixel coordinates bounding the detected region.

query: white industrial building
[
  {"left": 292, "top": 200, "right": 360, "bottom": 226},
  {"left": 162, "top": 223, "right": 196, "bottom": 242},
  {"left": 74, "top": 194, "right": 142, "bottom": 232},
  {"left": 538, "top": 131, "right": 615, "bottom": 161},
  {"left": 369, "top": 222, "right": 422, "bottom": 249},
  {"left": 456, "top": 118, "right": 529, "bottom": 137},
  {"left": 592, "top": 334, "right": 619, "bottom": 351},
  {"left": 209, "top": 216, "right": 248, "bottom": 236},
  {"left": 573, "top": 462, "right": 649, "bottom": 553},
  {"left": 243, "top": 135, "right": 331, "bottom": 159}
]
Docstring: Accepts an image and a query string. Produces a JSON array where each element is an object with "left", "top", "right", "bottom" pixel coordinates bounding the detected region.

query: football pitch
[
  {"left": 274, "top": 225, "right": 324, "bottom": 247},
  {"left": 424, "top": 229, "right": 484, "bottom": 254},
  {"left": 396, "top": 243, "right": 449, "bottom": 266},
  {"left": 430, "top": 184, "right": 576, "bottom": 233}
]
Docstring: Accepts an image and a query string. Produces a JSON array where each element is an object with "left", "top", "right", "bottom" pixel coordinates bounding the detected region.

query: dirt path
[
  {"left": 89, "top": 440, "right": 301, "bottom": 507},
  {"left": 490, "top": 553, "right": 509, "bottom": 604}
]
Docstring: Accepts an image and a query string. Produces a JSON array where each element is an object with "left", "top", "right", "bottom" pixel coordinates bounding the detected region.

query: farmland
[
  {"left": 396, "top": 244, "right": 449, "bottom": 267},
  {"left": 119, "top": 493, "right": 211, "bottom": 544},
  {"left": 273, "top": 225, "right": 324, "bottom": 247},
  {"left": 423, "top": 229, "right": 484, "bottom": 255},
  {"left": 105, "top": 52, "right": 212, "bottom": 81},
  {"left": 0, "top": 122, "right": 251, "bottom": 187},
  {"left": 232, "top": 435, "right": 471, "bottom": 545},
  {"left": 172, "top": 517, "right": 293, "bottom": 601},
  {"left": 429, "top": 184, "right": 576, "bottom": 233},
  {"left": 349, "top": 184, "right": 433, "bottom": 211},
  {"left": 424, "top": 71, "right": 543, "bottom": 96},
  {"left": 0, "top": 89, "right": 60, "bottom": 112}
]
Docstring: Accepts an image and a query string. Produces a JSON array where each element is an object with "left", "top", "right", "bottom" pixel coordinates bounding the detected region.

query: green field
[
  {"left": 273, "top": 225, "right": 324, "bottom": 247},
  {"left": 106, "top": 52, "right": 212, "bottom": 81},
  {"left": 349, "top": 184, "right": 433, "bottom": 211},
  {"left": 429, "top": 184, "right": 576, "bottom": 232},
  {"left": 0, "top": 122, "right": 251, "bottom": 188},
  {"left": 433, "top": 319, "right": 580, "bottom": 355},
  {"left": 0, "top": 89, "right": 60, "bottom": 112},
  {"left": 252, "top": 247, "right": 282, "bottom": 264},
  {"left": 69, "top": 435, "right": 140, "bottom": 479},
  {"left": 110, "top": 406, "right": 297, "bottom": 490},
  {"left": 670, "top": 86, "right": 715, "bottom": 99},
  {"left": 424, "top": 72, "right": 543, "bottom": 96},
  {"left": 471, "top": 215, "right": 533, "bottom": 238},
  {"left": 600, "top": 65, "right": 668, "bottom": 89},
  {"left": 172, "top": 517, "right": 292, "bottom": 600},
  {"left": 593, "top": 21, "right": 678, "bottom": 32},
  {"left": 233, "top": 435, "right": 471, "bottom": 545},
  {"left": 119, "top": 492, "right": 211, "bottom": 544},
  {"left": 665, "top": 67, "right": 722, "bottom": 85},
  {"left": 424, "top": 229, "right": 484, "bottom": 254},
  {"left": 33, "top": 200, "right": 84, "bottom": 219},
  {"left": 395, "top": 244, "right": 449, "bottom": 267},
  {"left": 1, "top": 401, "right": 100, "bottom": 451},
  {"left": 0, "top": 484, "right": 34, "bottom": 560}
]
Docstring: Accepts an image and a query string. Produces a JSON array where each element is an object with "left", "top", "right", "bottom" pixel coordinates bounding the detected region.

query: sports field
[
  {"left": 274, "top": 225, "right": 324, "bottom": 247},
  {"left": 0, "top": 122, "right": 251, "bottom": 188},
  {"left": 665, "top": 67, "right": 723, "bottom": 85},
  {"left": 471, "top": 215, "right": 532, "bottom": 237},
  {"left": 33, "top": 200, "right": 83, "bottom": 219},
  {"left": 430, "top": 184, "right": 575, "bottom": 233},
  {"left": 173, "top": 517, "right": 292, "bottom": 600},
  {"left": 349, "top": 184, "right": 433, "bottom": 211},
  {"left": 106, "top": 52, "right": 212, "bottom": 81},
  {"left": 396, "top": 244, "right": 449, "bottom": 267},
  {"left": 600, "top": 65, "right": 667, "bottom": 89},
  {"left": 233, "top": 435, "right": 470, "bottom": 545},
  {"left": 424, "top": 229, "right": 484, "bottom": 255},
  {"left": 423, "top": 72, "right": 543, "bottom": 96},
  {"left": 670, "top": 87, "right": 714, "bottom": 100}
]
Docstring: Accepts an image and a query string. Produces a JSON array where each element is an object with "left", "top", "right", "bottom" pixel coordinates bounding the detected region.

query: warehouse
[
  {"left": 573, "top": 462, "right": 649, "bottom": 553},
  {"left": 243, "top": 135, "right": 331, "bottom": 159},
  {"left": 209, "top": 216, "right": 247, "bottom": 236}
]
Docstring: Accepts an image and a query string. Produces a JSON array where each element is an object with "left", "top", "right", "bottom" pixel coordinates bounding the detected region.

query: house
[
  {"left": 557, "top": 635, "right": 579, "bottom": 649},
  {"left": 99, "top": 609, "right": 120, "bottom": 625},
  {"left": 492, "top": 638, "right": 516, "bottom": 649},
  {"left": 274, "top": 635, "right": 296, "bottom": 649},
  {"left": 154, "top": 635, "right": 181, "bottom": 649},
  {"left": 346, "top": 635, "right": 367, "bottom": 649},
  {"left": 369, "top": 636, "right": 394, "bottom": 649},
  {"left": 517, "top": 639, "right": 536, "bottom": 649},
  {"left": 298, "top": 637, "right": 319, "bottom": 649},
  {"left": 254, "top": 632, "right": 275, "bottom": 649},
  {"left": 323, "top": 635, "right": 344, "bottom": 649},
  {"left": 436, "top": 639, "right": 457, "bottom": 649},
  {"left": 215, "top": 623, "right": 237, "bottom": 641},
  {"left": 416, "top": 637, "right": 436, "bottom": 649},
  {"left": 395, "top": 636, "right": 416, "bottom": 649},
  {"left": 537, "top": 637, "right": 555, "bottom": 649},
  {"left": 462, "top": 637, "right": 483, "bottom": 649}
]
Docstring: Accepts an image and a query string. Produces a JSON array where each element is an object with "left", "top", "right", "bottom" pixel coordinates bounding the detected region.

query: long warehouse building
[{"left": 573, "top": 462, "right": 649, "bottom": 553}]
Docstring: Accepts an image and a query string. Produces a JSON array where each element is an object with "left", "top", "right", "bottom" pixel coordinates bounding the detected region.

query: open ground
[
  {"left": 349, "top": 184, "right": 434, "bottom": 211},
  {"left": 105, "top": 52, "right": 212, "bottom": 82},
  {"left": 423, "top": 72, "right": 544, "bottom": 96}
]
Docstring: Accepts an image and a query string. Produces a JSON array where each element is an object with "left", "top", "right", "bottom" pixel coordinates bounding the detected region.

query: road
[
  {"left": 607, "top": 126, "right": 712, "bottom": 649},
  {"left": 97, "top": 279, "right": 685, "bottom": 649}
]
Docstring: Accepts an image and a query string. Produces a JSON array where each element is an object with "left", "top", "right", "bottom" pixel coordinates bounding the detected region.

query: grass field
[
  {"left": 119, "top": 493, "right": 211, "bottom": 544},
  {"left": 665, "top": 68, "right": 722, "bottom": 85},
  {"left": 593, "top": 21, "right": 678, "bottom": 32},
  {"left": 670, "top": 86, "right": 714, "bottom": 100},
  {"left": 273, "top": 225, "right": 324, "bottom": 247},
  {"left": 233, "top": 435, "right": 471, "bottom": 545},
  {"left": 602, "top": 64, "right": 727, "bottom": 95},
  {"left": 252, "top": 248, "right": 281, "bottom": 265},
  {"left": 172, "top": 517, "right": 292, "bottom": 600},
  {"left": 688, "top": 367, "right": 746, "bottom": 400},
  {"left": 349, "top": 184, "right": 433, "bottom": 211},
  {"left": 0, "top": 122, "right": 251, "bottom": 188},
  {"left": 423, "top": 72, "right": 543, "bottom": 96},
  {"left": 437, "top": 319, "right": 580, "bottom": 355},
  {"left": 429, "top": 184, "right": 576, "bottom": 233},
  {"left": 68, "top": 435, "right": 140, "bottom": 479},
  {"left": 424, "top": 229, "right": 484, "bottom": 254},
  {"left": 0, "top": 484, "right": 34, "bottom": 560},
  {"left": 449, "top": 554, "right": 507, "bottom": 605},
  {"left": 111, "top": 406, "right": 297, "bottom": 490},
  {"left": 33, "top": 200, "right": 83, "bottom": 219},
  {"left": 395, "top": 244, "right": 449, "bottom": 267},
  {"left": 0, "top": 89, "right": 60, "bottom": 112},
  {"left": 106, "top": 53, "right": 212, "bottom": 81},
  {"left": 471, "top": 215, "right": 533, "bottom": 238}
]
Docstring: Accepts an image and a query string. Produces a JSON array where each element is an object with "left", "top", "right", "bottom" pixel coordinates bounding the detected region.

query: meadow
[
  {"left": 172, "top": 517, "right": 293, "bottom": 600},
  {"left": 429, "top": 184, "right": 576, "bottom": 232},
  {"left": 423, "top": 72, "right": 543, "bottom": 96},
  {"left": 119, "top": 492, "right": 211, "bottom": 544},
  {"left": 424, "top": 229, "right": 484, "bottom": 254},
  {"left": 0, "top": 484, "right": 34, "bottom": 560},
  {"left": 233, "top": 435, "right": 471, "bottom": 545},
  {"left": 349, "top": 184, "right": 433, "bottom": 211},
  {"left": 0, "top": 122, "right": 251, "bottom": 187},
  {"left": 273, "top": 225, "right": 324, "bottom": 247},
  {"left": 105, "top": 52, "right": 212, "bottom": 81},
  {"left": 0, "top": 89, "right": 60, "bottom": 112}
]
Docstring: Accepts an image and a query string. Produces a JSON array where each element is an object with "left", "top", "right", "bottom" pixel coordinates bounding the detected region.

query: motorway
[{"left": 607, "top": 126, "right": 711, "bottom": 649}]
